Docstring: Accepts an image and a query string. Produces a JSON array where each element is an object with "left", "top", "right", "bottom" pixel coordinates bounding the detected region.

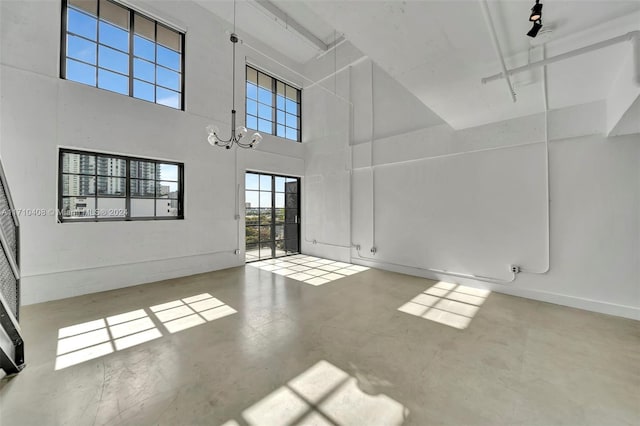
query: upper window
[
  {"left": 246, "top": 66, "right": 301, "bottom": 142},
  {"left": 59, "top": 149, "right": 184, "bottom": 222},
  {"left": 62, "top": 0, "right": 184, "bottom": 110}
]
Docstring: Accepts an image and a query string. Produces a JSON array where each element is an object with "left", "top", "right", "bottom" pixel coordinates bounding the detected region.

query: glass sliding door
[{"left": 245, "top": 172, "right": 300, "bottom": 262}]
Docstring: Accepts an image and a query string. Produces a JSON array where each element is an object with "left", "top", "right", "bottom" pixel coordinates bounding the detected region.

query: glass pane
[
  {"left": 276, "top": 81, "right": 285, "bottom": 95},
  {"left": 130, "top": 179, "right": 155, "bottom": 197},
  {"left": 66, "top": 58, "right": 96, "bottom": 86},
  {"left": 258, "top": 103, "right": 271, "bottom": 120},
  {"left": 97, "top": 176, "right": 126, "bottom": 196},
  {"left": 286, "top": 113, "right": 297, "bottom": 128},
  {"left": 258, "top": 72, "right": 272, "bottom": 89},
  {"left": 97, "top": 197, "right": 126, "bottom": 218},
  {"left": 62, "top": 152, "right": 96, "bottom": 174},
  {"left": 158, "top": 164, "right": 178, "bottom": 181},
  {"left": 259, "top": 192, "right": 272, "bottom": 208},
  {"left": 259, "top": 175, "right": 271, "bottom": 191},
  {"left": 247, "top": 67, "right": 257, "bottom": 84},
  {"left": 285, "top": 193, "right": 297, "bottom": 208},
  {"left": 67, "top": 35, "right": 96, "bottom": 64},
  {"left": 275, "top": 225, "right": 284, "bottom": 240},
  {"left": 98, "top": 21, "right": 129, "bottom": 52},
  {"left": 157, "top": 45, "right": 180, "bottom": 71},
  {"left": 259, "top": 244, "right": 272, "bottom": 260},
  {"left": 258, "top": 88, "right": 272, "bottom": 106},
  {"left": 98, "top": 68, "right": 128, "bottom": 94},
  {"left": 131, "top": 198, "right": 154, "bottom": 217},
  {"left": 286, "top": 127, "right": 297, "bottom": 141},
  {"left": 276, "top": 110, "right": 285, "bottom": 125},
  {"left": 156, "top": 181, "right": 178, "bottom": 198},
  {"left": 245, "top": 243, "right": 259, "bottom": 262},
  {"left": 134, "top": 35, "right": 155, "bottom": 61},
  {"left": 275, "top": 177, "right": 285, "bottom": 192},
  {"left": 277, "top": 125, "right": 285, "bottom": 138},
  {"left": 246, "top": 191, "right": 259, "bottom": 210},
  {"left": 246, "top": 115, "right": 257, "bottom": 131},
  {"left": 97, "top": 156, "right": 126, "bottom": 176},
  {"left": 99, "top": 0, "right": 129, "bottom": 29},
  {"left": 156, "top": 87, "right": 180, "bottom": 109},
  {"left": 259, "top": 208, "right": 272, "bottom": 224},
  {"left": 285, "top": 99, "right": 297, "bottom": 114},
  {"left": 134, "top": 58, "right": 154, "bottom": 82},
  {"left": 98, "top": 45, "right": 128, "bottom": 74},
  {"left": 156, "top": 199, "right": 178, "bottom": 217},
  {"left": 247, "top": 82, "right": 257, "bottom": 100},
  {"left": 245, "top": 225, "right": 259, "bottom": 245},
  {"left": 286, "top": 84, "right": 298, "bottom": 101},
  {"left": 68, "top": 8, "right": 97, "bottom": 40},
  {"left": 130, "top": 160, "right": 155, "bottom": 179},
  {"left": 258, "top": 119, "right": 272, "bottom": 134},
  {"left": 246, "top": 99, "right": 257, "bottom": 116},
  {"left": 275, "top": 193, "right": 284, "bottom": 208},
  {"left": 276, "top": 95, "right": 285, "bottom": 110},
  {"left": 245, "top": 173, "right": 259, "bottom": 190},
  {"left": 62, "top": 175, "right": 95, "bottom": 196},
  {"left": 246, "top": 209, "right": 259, "bottom": 225},
  {"left": 157, "top": 25, "right": 181, "bottom": 52},
  {"left": 274, "top": 208, "right": 285, "bottom": 223},
  {"left": 156, "top": 66, "right": 180, "bottom": 91},
  {"left": 259, "top": 226, "right": 272, "bottom": 241},
  {"left": 133, "top": 79, "right": 154, "bottom": 102},
  {"left": 134, "top": 14, "right": 154, "bottom": 40},
  {"left": 69, "top": 0, "right": 97, "bottom": 16},
  {"left": 62, "top": 197, "right": 96, "bottom": 218}
]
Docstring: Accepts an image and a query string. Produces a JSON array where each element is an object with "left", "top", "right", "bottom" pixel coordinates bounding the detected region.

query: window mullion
[{"left": 128, "top": 11, "right": 134, "bottom": 97}]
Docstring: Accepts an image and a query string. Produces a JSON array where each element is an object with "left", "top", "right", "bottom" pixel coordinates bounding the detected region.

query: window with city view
[
  {"left": 62, "top": 0, "right": 184, "bottom": 109},
  {"left": 59, "top": 149, "right": 183, "bottom": 222},
  {"left": 246, "top": 66, "right": 301, "bottom": 142}
]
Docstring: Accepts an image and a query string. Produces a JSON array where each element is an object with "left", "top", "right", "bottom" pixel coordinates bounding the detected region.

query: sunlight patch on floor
[
  {"left": 223, "top": 360, "right": 408, "bottom": 426},
  {"left": 248, "top": 255, "right": 369, "bottom": 286},
  {"left": 54, "top": 293, "right": 236, "bottom": 370},
  {"left": 398, "top": 282, "right": 490, "bottom": 330}
]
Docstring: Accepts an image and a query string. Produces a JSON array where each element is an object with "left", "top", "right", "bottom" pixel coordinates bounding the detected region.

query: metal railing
[{"left": 0, "top": 159, "right": 24, "bottom": 375}]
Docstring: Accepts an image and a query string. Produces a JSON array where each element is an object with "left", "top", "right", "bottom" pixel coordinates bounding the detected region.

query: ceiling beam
[{"left": 252, "top": 0, "right": 329, "bottom": 52}]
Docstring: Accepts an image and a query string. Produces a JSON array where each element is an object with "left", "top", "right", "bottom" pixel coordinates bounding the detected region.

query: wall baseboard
[{"left": 352, "top": 257, "right": 640, "bottom": 321}]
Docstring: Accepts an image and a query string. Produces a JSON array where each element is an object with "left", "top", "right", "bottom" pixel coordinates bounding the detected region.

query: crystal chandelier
[{"left": 206, "top": 1, "right": 262, "bottom": 149}]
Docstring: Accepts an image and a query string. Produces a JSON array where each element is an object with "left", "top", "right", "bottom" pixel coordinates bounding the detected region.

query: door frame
[{"left": 245, "top": 171, "right": 301, "bottom": 262}]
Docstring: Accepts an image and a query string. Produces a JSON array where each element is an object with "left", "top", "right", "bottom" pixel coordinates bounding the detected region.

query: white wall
[
  {"left": 302, "top": 47, "right": 640, "bottom": 320},
  {"left": 0, "top": 0, "right": 305, "bottom": 304}
]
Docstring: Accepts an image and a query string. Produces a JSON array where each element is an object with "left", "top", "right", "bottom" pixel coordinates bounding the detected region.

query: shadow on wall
[
  {"left": 55, "top": 293, "right": 236, "bottom": 370},
  {"left": 221, "top": 360, "right": 409, "bottom": 426}
]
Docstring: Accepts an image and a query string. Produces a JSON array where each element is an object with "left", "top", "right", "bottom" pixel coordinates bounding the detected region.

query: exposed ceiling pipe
[
  {"left": 479, "top": 0, "right": 517, "bottom": 102},
  {"left": 251, "top": 0, "right": 329, "bottom": 52},
  {"left": 482, "top": 31, "right": 640, "bottom": 84}
]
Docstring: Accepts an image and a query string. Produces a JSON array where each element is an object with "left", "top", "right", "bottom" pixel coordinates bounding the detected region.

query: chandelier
[{"left": 206, "top": 2, "right": 262, "bottom": 149}]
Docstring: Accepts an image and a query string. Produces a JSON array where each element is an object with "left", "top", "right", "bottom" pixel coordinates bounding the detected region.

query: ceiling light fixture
[
  {"left": 529, "top": 0, "right": 543, "bottom": 22},
  {"left": 206, "top": 0, "right": 262, "bottom": 150}
]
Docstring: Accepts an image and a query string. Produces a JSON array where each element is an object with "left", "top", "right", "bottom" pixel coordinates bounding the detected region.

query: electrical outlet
[
  {"left": 510, "top": 265, "right": 521, "bottom": 274},
  {"left": 370, "top": 247, "right": 377, "bottom": 254},
  {"left": 234, "top": 249, "right": 240, "bottom": 255}
]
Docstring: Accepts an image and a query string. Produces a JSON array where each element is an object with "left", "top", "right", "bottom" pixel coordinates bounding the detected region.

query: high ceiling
[{"left": 197, "top": 0, "right": 640, "bottom": 129}]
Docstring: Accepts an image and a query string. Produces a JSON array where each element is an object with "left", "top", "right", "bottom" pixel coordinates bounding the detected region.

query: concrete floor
[{"left": 1, "top": 262, "right": 639, "bottom": 425}]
